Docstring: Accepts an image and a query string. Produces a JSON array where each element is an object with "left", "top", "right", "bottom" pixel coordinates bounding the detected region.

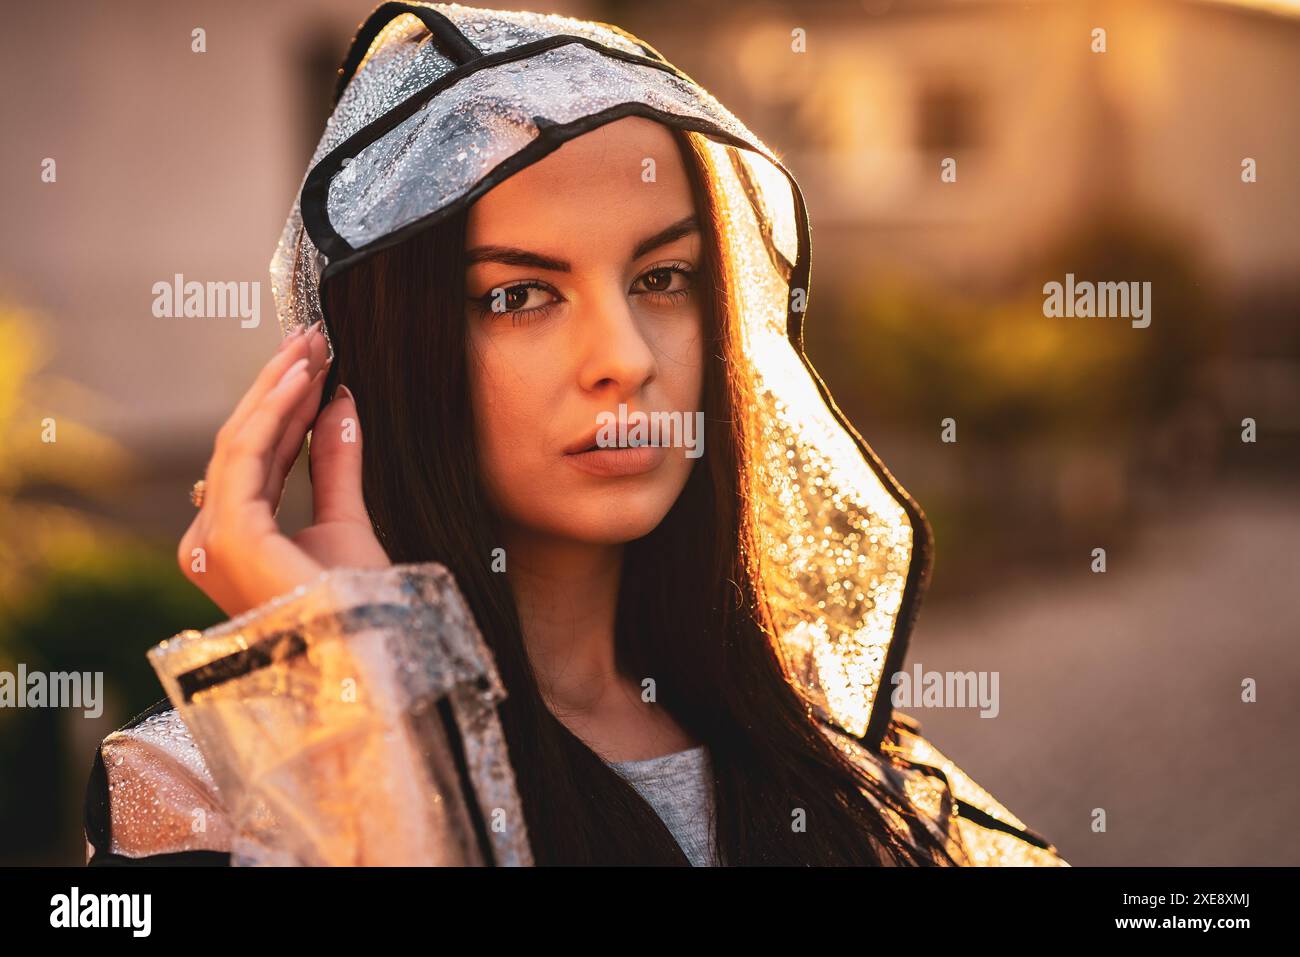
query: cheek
[
  {"left": 466, "top": 333, "right": 550, "bottom": 501},
  {"left": 658, "top": 308, "right": 706, "bottom": 410},
  {"left": 466, "top": 336, "right": 512, "bottom": 488}
]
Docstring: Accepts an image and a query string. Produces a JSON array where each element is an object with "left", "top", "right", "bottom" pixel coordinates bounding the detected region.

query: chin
[
  {"left": 568, "top": 494, "right": 679, "bottom": 544},
  {"left": 490, "top": 460, "right": 696, "bottom": 546},
  {"left": 521, "top": 479, "right": 680, "bottom": 545}
]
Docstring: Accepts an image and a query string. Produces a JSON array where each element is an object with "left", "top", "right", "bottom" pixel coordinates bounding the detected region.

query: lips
[
  {"left": 567, "top": 438, "right": 653, "bottom": 453},
  {"left": 562, "top": 411, "right": 668, "bottom": 477},
  {"left": 564, "top": 443, "right": 667, "bottom": 478},
  {"left": 563, "top": 417, "right": 655, "bottom": 456}
]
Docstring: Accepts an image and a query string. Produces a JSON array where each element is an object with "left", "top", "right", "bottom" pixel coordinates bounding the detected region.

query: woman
[{"left": 84, "top": 3, "right": 1067, "bottom": 867}]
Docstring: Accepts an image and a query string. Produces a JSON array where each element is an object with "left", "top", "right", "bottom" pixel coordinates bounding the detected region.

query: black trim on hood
[
  {"left": 954, "top": 798, "right": 1055, "bottom": 851},
  {"left": 301, "top": 28, "right": 934, "bottom": 756},
  {"left": 725, "top": 148, "right": 794, "bottom": 284},
  {"left": 303, "top": 34, "right": 699, "bottom": 264},
  {"left": 821, "top": 713, "right": 1058, "bottom": 854},
  {"left": 332, "top": 3, "right": 676, "bottom": 108},
  {"left": 333, "top": 1, "right": 483, "bottom": 107}
]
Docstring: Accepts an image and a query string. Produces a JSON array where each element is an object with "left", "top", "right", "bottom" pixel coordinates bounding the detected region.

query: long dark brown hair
[{"left": 320, "top": 126, "right": 956, "bottom": 865}]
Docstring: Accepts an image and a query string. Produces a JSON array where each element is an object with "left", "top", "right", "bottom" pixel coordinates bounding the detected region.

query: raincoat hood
[{"left": 269, "top": 0, "right": 931, "bottom": 752}]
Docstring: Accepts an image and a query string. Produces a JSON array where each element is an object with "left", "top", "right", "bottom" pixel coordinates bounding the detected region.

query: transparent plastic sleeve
[{"left": 146, "top": 562, "right": 532, "bottom": 866}]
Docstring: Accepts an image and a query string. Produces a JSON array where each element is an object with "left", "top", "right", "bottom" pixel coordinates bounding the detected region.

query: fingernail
[
  {"left": 334, "top": 383, "right": 354, "bottom": 402},
  {"left": 277, "top": 326, "right": 306, "bottom": 351},
  {"left": 276, "top": 356, "right": 309, "bottom": 388},
  {"left": 306, "top": 319, "right": 324, "bottom": 341}
]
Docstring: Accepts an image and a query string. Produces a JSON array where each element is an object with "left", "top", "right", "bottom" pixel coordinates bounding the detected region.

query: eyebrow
[{"left": 464, "top": 214, "right": 699, "bottom": 271}]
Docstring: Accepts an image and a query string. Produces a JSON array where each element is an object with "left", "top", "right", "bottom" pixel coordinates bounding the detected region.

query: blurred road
[{"left": 902, "top": 483, "right": 1300, "bottom": 866}]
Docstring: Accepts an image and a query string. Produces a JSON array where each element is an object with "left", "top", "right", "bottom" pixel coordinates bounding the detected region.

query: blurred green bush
[{"left": 0, "top": 301, "right": 222, "bottom": 863}]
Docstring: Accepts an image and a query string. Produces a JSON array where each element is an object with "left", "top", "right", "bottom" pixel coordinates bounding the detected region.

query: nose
[{"left": 575, "top": 284, "right": 657, "bottom": 399}]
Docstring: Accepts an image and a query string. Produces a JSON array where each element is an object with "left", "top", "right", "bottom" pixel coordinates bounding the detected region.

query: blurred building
[{"left": 628, "top": 0, "right": 1299, "bottom": 297}]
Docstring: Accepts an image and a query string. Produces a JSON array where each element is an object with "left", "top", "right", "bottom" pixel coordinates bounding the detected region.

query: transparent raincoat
[{"left": 84, "top": 2, "right": 1067, "bottom": 867}]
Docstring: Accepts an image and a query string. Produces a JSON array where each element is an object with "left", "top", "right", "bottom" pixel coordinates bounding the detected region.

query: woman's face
[{"left": 465, "top": 117, "right": 706, "bottom": 547}]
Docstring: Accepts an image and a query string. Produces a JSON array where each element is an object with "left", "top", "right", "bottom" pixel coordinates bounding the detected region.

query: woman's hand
[{"left": 178, "top": 322, "right": 391, "bottom": 618}]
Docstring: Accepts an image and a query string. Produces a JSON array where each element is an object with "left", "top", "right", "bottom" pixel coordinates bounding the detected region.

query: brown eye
[
  {"left": 494, "top": 283, "right": 550, "bottom": 312},
  {"left": 471, "top": 280, "right": 561, "bottom": 323},
  {"left": 632, "top": 264, "right": 695, "bottom": 305},
  {"left": 642, "top": 267, "right": 675, "bottom": 292}
]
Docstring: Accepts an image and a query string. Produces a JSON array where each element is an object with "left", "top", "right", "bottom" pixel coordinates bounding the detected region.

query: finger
[
  {"left": 210, "top": 325, "right": 329, "bottom": 510},
  {"left": 272, "top": 328, "right": 332, "bottom": 454},
  {"left": 309, "top": 383, "right": 369, "bottom": 525},
  {"left": 263, "top": 357, "right": 332, "bottom": 508},
  {"left": 200, "top": 328, "right": 312, "bottom": 512},
  {"left": 223, "top": 321, "right": 323, "bottom": 442},
  {"left": 215, "top": 356, "right": 319, "bottom": 517}
]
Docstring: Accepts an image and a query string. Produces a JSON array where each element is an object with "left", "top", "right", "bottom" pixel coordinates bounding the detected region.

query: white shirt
[{"left": 607, "top": 745, "right": 718, "bottom": 866}]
